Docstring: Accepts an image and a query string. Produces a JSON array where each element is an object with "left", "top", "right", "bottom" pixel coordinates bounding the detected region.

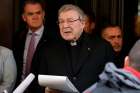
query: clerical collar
[
  {"left": 70, "top": 41, "right": 77, "bottom": 46},
  {"left": 69, "top": 33, "right": 85, "bottom": 46}
]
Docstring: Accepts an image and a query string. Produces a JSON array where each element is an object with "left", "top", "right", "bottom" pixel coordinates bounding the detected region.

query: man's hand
[{"left": 45, "top": 87, "right": 62, "bottom": 93}]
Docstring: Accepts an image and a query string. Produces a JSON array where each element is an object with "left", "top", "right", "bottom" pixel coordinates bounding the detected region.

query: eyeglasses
[{"left": 57, "top": 18, "right": 81, "bottom": 25}]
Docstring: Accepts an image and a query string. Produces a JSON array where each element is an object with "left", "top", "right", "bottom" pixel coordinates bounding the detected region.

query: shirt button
[
  {"left": 88, "top": 47, "right": 91, "bottom": 51},
  {"left": 73, "top": 77, "right": 77, "bottom": 80}
]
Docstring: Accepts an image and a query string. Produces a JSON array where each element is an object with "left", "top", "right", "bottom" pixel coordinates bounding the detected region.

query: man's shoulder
[
  {"left": 93, "top": 83, "right": 140, "bottom": 93},
  {"left": 88, "top": 35, "right": 112, "bottom": 49},
  {"left": 0, "top": 46, "right": 12, "bottom": 57}
]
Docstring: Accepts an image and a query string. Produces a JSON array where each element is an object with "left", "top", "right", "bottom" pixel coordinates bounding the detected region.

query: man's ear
[
  {"left": 22, "top": 14, "right": 26, "bottom": 22},
  {"left": 43, "top": 10, "right": 45, "bottom": 18},
  {"left": 124, "top": 56, "right": 130, "bottom": 67}
]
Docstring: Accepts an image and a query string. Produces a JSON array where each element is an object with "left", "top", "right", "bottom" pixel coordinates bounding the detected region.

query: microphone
[{"left": 13, "top": 73, "right": 35, "bottom": 93}]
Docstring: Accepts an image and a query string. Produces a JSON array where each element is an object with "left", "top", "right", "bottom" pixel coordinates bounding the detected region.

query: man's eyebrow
[{"left": 27, "top": 10, "right": 42, "bottom": 14}]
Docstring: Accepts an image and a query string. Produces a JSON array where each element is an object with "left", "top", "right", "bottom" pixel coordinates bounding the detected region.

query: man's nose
[
  {"left": 114, "top": 38, "right": 120, "bottom": 44},
  {"left": 62, "top": 21, "right": 70, "bottom": 27},
  {"left": 32, "top": 14, "right": 38, "bottom": 19}
]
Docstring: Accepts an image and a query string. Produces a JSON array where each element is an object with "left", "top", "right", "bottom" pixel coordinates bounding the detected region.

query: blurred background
[{"left": 0, "top": 0, "right": 139, "bottom": 50}]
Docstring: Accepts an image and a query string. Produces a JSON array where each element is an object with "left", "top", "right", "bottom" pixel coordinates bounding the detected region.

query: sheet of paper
[
  {"left": 13, "top": 73, "right": 35, "bottom": 93},
  {"left": 38, "top": 75, "right": 79, "bottom": 93}
]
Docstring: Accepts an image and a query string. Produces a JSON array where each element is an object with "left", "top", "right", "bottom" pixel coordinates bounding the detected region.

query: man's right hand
[{"left": 45, "top": 87, "right": 62, "bottom": 93}]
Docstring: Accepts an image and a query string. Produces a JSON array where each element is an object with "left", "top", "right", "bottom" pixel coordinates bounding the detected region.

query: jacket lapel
[
  {"left": 74, "top": 35, "right": 92, "bottom": 75},
  {"left": 35, "top": 28, "right": 47, "bottom": 52},
  {"left": 31, "top": 28, "right": 47, "bottom": 73}
]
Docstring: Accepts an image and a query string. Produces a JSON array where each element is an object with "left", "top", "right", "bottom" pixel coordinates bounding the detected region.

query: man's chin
[
  {"left": 114, "top": 49, "right": 121, "bottom": 53},
  {"left": 62, "top": 36, "right": 74, "bottom": 41}
]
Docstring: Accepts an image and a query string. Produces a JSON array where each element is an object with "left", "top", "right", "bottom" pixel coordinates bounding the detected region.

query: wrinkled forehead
[
  {"left": 104, "top": 27, "right": 122, "bottom": 34},
  {"left": 59, "top": 10, "right": 80, "bottom": 19}
]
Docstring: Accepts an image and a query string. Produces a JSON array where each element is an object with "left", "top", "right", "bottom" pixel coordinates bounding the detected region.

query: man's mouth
[{"left": 64, "top": 31, "right": 71, "bottom": 33}]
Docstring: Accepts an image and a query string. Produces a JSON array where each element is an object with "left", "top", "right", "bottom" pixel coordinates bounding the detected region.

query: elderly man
[{"left": 38, "top": 4, "right": 115, "bottom": 93}]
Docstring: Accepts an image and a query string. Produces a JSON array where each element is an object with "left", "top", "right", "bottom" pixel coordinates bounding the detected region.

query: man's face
[
  {"left": 84, "top": 16, "right": 95, "bottom": 34},
  {"left": 22, "top": 3, "right": 45, "bottom": 31},
  {"left": 58, "top": 10, "right": 85, "bottom": 41},
  {"left": 102, "top": 27, "right": 123, "bottom": 53}
]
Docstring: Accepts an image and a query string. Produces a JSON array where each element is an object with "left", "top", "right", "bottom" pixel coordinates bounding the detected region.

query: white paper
[
  {"left": 13, "top": 73, "right": 35, "bottom": 93},
  {"left": 38, "top": 75, "right": 79, "bottom": 93}
]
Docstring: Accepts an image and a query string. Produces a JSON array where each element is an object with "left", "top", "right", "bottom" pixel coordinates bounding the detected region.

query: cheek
[
  {"left": 26, "top": 19, "right": 32, "bottom": 25},
  {"left": 120, "top": 40, "right": 123, "bottom": 46},
  {"left": 109, "top": 41, "right": 114, "bottom": 46},
  {"left": 26, "top": 17, "right": 32, "bottom": 23},
  {"left": 60, "top": 30, "right": 63, "bottom": 36},
  {"left": 120, "top": 38, "right": 123, "bottom": 43},
  {"left": 59, "top": 26, "right": 62, "bottom": 30},
  {"left": 75, "top": 24, "right": 84, "bottom": 31},
  {"left": 59, "top": 28, "right": 63, "bottom": 35},
  {"left": 39, "top": 16, "right": 44, "bottom": 21}
]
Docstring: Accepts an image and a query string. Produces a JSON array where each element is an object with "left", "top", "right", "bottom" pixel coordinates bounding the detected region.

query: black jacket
[
  {"left": 13, "top": 27, "right": 48, "bottom": 93},
  {"left": 38, "top": 34, "right": 115, "bottom": 92}
]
